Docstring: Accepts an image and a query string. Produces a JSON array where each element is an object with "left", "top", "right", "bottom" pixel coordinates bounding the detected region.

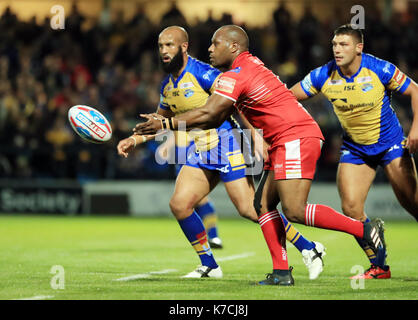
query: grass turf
[{"left": 0, "top": 215, "right": 417, "bottom": 300}]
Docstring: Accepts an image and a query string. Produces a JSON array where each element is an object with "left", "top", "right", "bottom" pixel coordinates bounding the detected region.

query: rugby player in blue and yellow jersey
[
  {"left": 291, "top": 24, "right": 418, "bottom": 279},
  {"left": 118, "top": 26, "right": 325, "bottom": 279}
]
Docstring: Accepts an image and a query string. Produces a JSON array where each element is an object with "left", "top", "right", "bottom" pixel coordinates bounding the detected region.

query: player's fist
[
  {"left": 117, "top": 137, "right": 136, "bottom": 158},
  {"left": 134, "top": 113, "right": 164, "bottom": 135},
  {"left": 406, "top": 124, "right": 418, "bottom": 154}
]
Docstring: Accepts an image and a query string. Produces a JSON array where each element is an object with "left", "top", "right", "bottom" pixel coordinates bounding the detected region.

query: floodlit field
[{"left": 0, "top": 215, "right": 417, "bottom": 301}]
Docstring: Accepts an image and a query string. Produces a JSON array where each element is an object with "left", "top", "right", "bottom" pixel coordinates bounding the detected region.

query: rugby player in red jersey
[{"left": 135, "top": 25, "right": 387, "bottom": 286}]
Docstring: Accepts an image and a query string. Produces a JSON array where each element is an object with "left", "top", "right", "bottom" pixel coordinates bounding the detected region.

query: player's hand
[
  {"left": 156, "top": 141, "right": 171, "bottom": 161},
  {"left": 253, "top": 131, "right": 270, "bottom": 162},
  {"left": 406, "top": 123, "right": 418, "bottom": 153},
  {"left": 117, "top": 137, "right": 136, "bottom": 158},
  {"left": 133, "top": 113, "right": 163, "bottom": 135}
]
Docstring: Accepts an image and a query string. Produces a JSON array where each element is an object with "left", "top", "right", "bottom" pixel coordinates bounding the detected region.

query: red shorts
[{"left": 264, "top": 137, "right": 323, "bottom": 180}]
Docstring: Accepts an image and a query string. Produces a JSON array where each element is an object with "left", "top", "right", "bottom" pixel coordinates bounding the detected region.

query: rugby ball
[{"left": 68, "top": 105, "right": 112, "bottom": 144}]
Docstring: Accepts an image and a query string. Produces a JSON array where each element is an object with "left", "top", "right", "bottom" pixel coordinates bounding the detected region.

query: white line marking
[
  {"left": 13, "top": 295, "right": 54, "bottom": 300},
  {"left": 114, "top": 269, "right": 178, "bottom": 281},
  {"left": 217, "top": 252, "right": 255, "bottom": 262},
  {"left": 114, "top": 253, "right": 255, "bottom": 281}
]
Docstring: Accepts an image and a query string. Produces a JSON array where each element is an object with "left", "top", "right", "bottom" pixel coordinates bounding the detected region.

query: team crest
[
  {"left": 361, "top": 83, "right": 373, "bottom": 92},
  {"left": 184, "top": 89, "right": 194, "bottom": 98}
]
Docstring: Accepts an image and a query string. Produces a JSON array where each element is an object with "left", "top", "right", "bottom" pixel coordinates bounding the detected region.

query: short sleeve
[
  {"left": 300, "top": 64, "right": 330, "bottom": 97},
  {"left": 193, "top": 62, "right": 222, "bottom": 93},
  {"left": 213, "top": 70, "right": 242, "bottom": 102},
  {"left": 368, "top": 55, "right": 411, "bottom": 93},
  {"left": 383, "top": 64, "right": 411, "bottom": 93}
]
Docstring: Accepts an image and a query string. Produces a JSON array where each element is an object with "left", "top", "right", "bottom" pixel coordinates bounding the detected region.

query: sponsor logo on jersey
[
  {"left": 179, "top": 82, "right": 194, "bottom": 89},
  {"left": 230, "top": 67, "right": 241, "bottom": 73},
  {"left": 356, "top": 76, "right": 372, "bottom": 83},
  {"left": 202, "top": 69, "right": 215, "bottom": 81},
  {"left": 383, "top": 62, "right": 391, "bottom": 74},
  {"left": 344, "top": 85, "right": 356, "bottom": 91},
  {"left": 215, "top": 77, "right": 236, "bottom": 94},
  {"left": 328, "top": 79, "right": 343, "bottom": 85}
]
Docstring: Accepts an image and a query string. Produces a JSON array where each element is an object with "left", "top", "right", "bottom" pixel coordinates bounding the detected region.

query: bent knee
[
  {"left": 169, "top": 197, "right": 194, "bottom": 219},
  {"left": 341, "top": 201, "right": 365, "bottom": 221},
  {"left": 237, "top": 204, "right": 259, "bottom": 222},
  {"left": 281, "top": 203, "right": 306, "bottom": 224}
]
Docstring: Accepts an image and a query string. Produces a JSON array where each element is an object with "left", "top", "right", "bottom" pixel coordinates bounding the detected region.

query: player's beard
[{"left": 160, "top": 46, "right": 184, "bottom": 74}]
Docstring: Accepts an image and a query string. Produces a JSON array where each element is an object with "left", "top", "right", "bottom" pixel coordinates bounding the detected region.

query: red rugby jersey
[{"left": 213, "top": 52, "right": 324, "bottom": 146}]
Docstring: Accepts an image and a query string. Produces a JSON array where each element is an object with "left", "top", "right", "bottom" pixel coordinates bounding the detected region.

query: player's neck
[
  {"left": 171, "top": 55, "right": 189, "bottom": 80},
  {"left": 226, "top": 52, "right": 242, "bottom": 71},
  {"left": 339, "top": 54, "right": 362, "bottom": 78}
]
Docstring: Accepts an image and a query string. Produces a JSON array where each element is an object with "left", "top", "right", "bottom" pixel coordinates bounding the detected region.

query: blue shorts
[
  {"left": 340, "top": 136, "right": 411, "bottom": 168},
  {"left": 175, "top": 129, "right": 251, "bottom": 182}
]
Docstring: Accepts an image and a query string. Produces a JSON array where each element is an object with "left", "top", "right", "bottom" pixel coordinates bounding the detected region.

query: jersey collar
[
  {"left": 336, "top": 53, "right": 364, "bottom": 83},
  {"left": 231, "top": 51, "right": 251, "bottom": 69}
]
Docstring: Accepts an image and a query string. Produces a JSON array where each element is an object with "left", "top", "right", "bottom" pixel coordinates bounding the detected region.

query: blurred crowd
[{"left": 0, "top": 2, "right": 417, "bottom": 182}]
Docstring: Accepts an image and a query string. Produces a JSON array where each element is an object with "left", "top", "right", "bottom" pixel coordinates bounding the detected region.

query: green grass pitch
[{"left": 0, "top": 215, "right": 417, "bottom": 300}]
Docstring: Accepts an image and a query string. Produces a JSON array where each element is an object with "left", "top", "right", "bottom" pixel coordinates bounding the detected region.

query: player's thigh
[
  {"left": 336, "top": 162, "right": 376, "bottom": 219},
  {"left": 384, "top": 155, "right": 418, "bottom": 207},
  {"left": 275, "top": 178, "right": 312, "bottom": 222},
  {"left": 223, "top": 176, "right": 258, "bottom": 221},
  {"left": 170, "top": 165, "right": 219, "bottom": 218}
]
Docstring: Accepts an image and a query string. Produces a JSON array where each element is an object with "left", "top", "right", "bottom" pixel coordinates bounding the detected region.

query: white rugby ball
[{"left": 68, "top": 105, "right": 112, "bottom": 144}]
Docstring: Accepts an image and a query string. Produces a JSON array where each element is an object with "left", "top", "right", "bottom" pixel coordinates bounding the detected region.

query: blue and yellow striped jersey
[
  {"left": 300, "top": 53, "right": 411, "bottom": 153},
  {"left": 159, "top": 56, "right": 235, "bottom": 151}
]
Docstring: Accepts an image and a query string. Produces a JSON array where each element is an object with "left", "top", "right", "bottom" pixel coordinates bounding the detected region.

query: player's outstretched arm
[
  {"left": 403, "top": 79, "right": 418, "bottom": 153},
  {"left": 134, "top": 93, "right": 234, "bottom": 135},
  {"left": 117, "top": 106, "right": 176, "bottom": 158},
  {"left": 290, "top": 82, "right": 310, "bottom": 101},
  {"left": 117, "top": 134, "right": 155, "bottom": 158}
]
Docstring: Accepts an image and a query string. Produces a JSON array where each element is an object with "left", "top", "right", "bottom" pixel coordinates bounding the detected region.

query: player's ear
[
  {"left": 230, "top": 41, "right": 239, "bottom": 53},
  {"left": 181, "top": 42, "right": 188, "bottom": 53},
  {"left": 356, "top": 42, "right": 363, "bottom": 55}
]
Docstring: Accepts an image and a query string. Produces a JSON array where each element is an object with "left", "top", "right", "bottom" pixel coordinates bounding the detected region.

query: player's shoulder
[
  {"left": 221, "top": 66, "right": 243, "bottom": 80},
  {"left": 313, "top": 59, "right": 336, "bottom": 79},
  {"left": 307, "top": 59, "right": 336, "bottom": 89},
  {"left": 187, "top": 56, "right": 221, "bottom": 79},
  {"left": 361, "top": 53, "right": 395, "bottom": 77}
]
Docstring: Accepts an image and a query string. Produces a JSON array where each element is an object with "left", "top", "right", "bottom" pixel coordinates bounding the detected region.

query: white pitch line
[
  {"left": 12, "top": 295, "right": 55, "bottom": 300},
  {"left": 217, "top": 252, "right": 255, "bottom": 262},
  {"left": 114, "top": 268, "right": 178, "bottom": 281},
  {"left": 114, "top": 253, "right": 254, "bottom": 281}
]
